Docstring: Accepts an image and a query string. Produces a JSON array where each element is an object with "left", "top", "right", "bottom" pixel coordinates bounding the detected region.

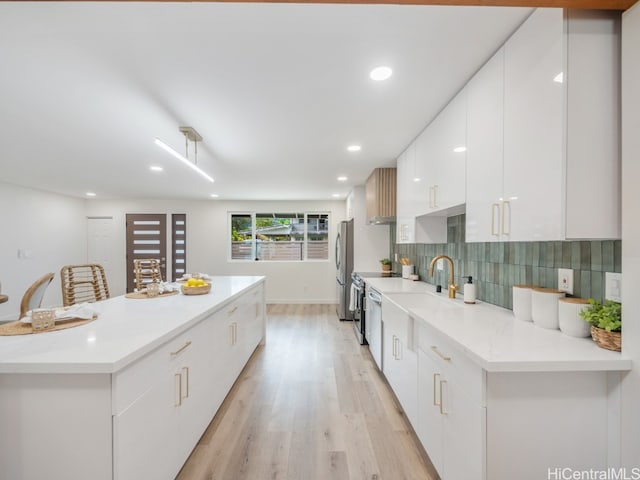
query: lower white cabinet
[
  {"left": 382, "top": 299, "right": 418, "bottom": 426},
  {"left": 417, "top": 323, "right": 485, "bottom": 480},
  {"left": 378, "top": 295, "right": 618, "bottom": 480},
  {"left": 112, "top": 284, "right": 265, "bottom": 480}
]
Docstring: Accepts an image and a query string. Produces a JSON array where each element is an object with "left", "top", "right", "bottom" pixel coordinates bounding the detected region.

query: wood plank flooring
[{"left": 177, "top": 304, "right": 439, "bottom": 480}]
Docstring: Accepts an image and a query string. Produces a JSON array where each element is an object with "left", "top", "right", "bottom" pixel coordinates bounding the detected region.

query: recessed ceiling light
[
  {"left": 413, "top": 177, "right": 421, "bottom": 182},
  {"left": 347, "top": 145, "right": 361, "bottom": 152},
  {"left": 554, "top": 72, "right": 564, "bottom": 83},
  {"left": 210, "top": 193, "right": 219, "bottom": 198},
  {"left": 150, "top": 165, "right": 164, "bottom": 172},
  {"left": 332, "top": 193, "right": 341, "bottom": 198},
  {"left": 85, "top": 192, "right": 96, "bottom": 197},
  {"left": 453, "top": 146, "right": 467, "bottom": 153},
  {"left": 370, "top": 66, "right": 393, "bottom": 81},
  {"left": 337, "top": 176, "right": 348, "bottom": 182}
]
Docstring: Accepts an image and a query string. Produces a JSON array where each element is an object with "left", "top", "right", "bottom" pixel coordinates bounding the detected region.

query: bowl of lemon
[{"left": 181, "top": 277, "right": 211, "bottom": 295}]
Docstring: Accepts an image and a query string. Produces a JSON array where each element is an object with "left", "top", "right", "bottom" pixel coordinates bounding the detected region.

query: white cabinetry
[
  {"left": 396, "top": 145, "right": 447, "bottom": 245},
  {"left": 418, "top": 90, "right": 467, "bottom": 215},
  {"left": 112, "top": 285, "right": 265, "bottom": 480},
  {"left": 417, "top": 322, "right": 485, "bottom": 480},
  {"left": 395, "top": 89, "right": 466, "bottom": 244},
  {"left": 466, "top": 8, "right": 621, "bottom": 242},
  {"left": 465, "top": 48, "right": 506, "bottom": 243},
  {"left": 502, "top": 8, "right": 564, "bottom": 241},
  {"left": 382, "top": 298, "right": 418, "bottom": 426}
]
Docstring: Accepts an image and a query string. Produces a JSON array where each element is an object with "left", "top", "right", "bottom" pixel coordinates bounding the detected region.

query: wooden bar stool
[
  {"left": 133, "top": 259, "right": 163, "bottom": 291},
  {"left": 60, "top": 264, "right": 110, "bottom": 307}
]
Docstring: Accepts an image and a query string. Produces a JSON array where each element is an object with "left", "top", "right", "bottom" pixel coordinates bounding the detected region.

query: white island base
[{"left": 0, "top": 276, "right": 266, "bottom": 480}]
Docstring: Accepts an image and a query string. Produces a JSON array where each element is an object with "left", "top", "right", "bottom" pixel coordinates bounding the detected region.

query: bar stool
[
  {"left": 133, "top": 259, "right": 163, "bottom": 291},
  {"left": 60, "top": 264, "right": 110, "bottom": 307}
]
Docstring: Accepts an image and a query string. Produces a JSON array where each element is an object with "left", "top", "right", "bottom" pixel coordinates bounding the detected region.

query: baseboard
[{"left": 267, "top": 299, "right": 337, "bottom": 305}]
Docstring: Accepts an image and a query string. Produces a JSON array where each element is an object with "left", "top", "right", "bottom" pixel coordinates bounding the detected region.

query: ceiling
[{"left": 0, "top": 2, "right": 532, "bottom": 201}]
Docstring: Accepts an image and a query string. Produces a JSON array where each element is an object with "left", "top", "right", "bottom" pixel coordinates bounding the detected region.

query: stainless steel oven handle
[{"left": 368, "top": 291, "right": 382, "bottom": 305}]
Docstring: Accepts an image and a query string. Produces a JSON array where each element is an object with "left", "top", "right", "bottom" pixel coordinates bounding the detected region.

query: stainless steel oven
[{"left": 351, "top": 272, "right": 367, "bottom": 344}]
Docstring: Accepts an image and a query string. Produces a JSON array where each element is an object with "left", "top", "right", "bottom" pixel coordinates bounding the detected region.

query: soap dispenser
[{"left": 463, "top": 276, "right": 476, "bottom": 304}]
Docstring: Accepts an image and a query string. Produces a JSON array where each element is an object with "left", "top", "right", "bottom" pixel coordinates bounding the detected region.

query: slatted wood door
[
  {"left": 171, "top": 214, "right": 186, "bottom": 281},
  {"left": 126, "top": 214, "right": 167, "bottom": 293}
]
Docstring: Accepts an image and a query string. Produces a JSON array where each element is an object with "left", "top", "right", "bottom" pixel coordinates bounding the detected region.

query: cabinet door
[
  {"left": 442, "top": 379, "right": 486, "bottom": 480},
  {"left": 382, "top": 301, "right": 418, "bottom": 427},
  {"left": 432, "top": 90, "right": 467, "bottom": 212},
  {"left": 417, "top": 349, "right": 444, "bottom": 476},
  {"left": 113, "top": 355, "right": 184, "bottom": 480},
  {"left": 466, "top": 48, "right": 505, "bottom": 243},
  {"left": 395, "top": 151, "right": 414, "bottom": 244},
  {"left": 503, "top": 8, "right": 564, "bottom": 241}
]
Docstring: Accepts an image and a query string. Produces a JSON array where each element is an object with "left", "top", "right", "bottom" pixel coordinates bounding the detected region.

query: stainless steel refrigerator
[{"left": 336, "top": 219, "right": 354, "bottom": 320}]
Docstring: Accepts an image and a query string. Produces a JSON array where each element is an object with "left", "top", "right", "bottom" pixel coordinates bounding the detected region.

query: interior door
[
  {"left": 87, "top": 217, "right": 115, "bottom": 287},
  {"left": 126, "top": 214, "right": 167, "bottom": 293}
]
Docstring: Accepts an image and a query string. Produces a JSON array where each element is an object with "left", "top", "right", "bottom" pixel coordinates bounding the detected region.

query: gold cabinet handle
[
  {"left": 233, "top": 322, "right": 238, "bottom": 345},
  {"left": 431, "top": 345, "right": 451, "bottom": 362},
  {"left": 175, "top": 373, "right": 182, "bottom": 407},
  {"left": 491, "top": 203, "right": 500, "bottom": 236},
  {"left": 170, "top": 341, "right": 192, "bottom": 357},
  {"left": 229, "top": 306, "right": 238, "bottom": 314},
  {"left": 182, "top": 366, "right": 190, "bottom": 399},
  {"left": 433, "top": 184, "right": 439, "bottom": 208},
  {"left": 440, "top": 379, "right": 448, "bottom": 415},
  {"left": 433, "top": 373, "right": 441, "bottom": 406},
  {"left": 230, "top": 324, "right": 235, "bottom": 346},
  {"left": 502, "top": 200, "right": 511, "bottom": 235}
]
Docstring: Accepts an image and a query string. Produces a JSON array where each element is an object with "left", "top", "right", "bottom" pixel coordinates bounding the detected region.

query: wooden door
[{"left": 126, "top": 214, "right": 167, "bottom": 293}]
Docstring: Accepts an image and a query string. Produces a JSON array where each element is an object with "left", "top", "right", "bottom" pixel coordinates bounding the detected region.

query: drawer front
[
  {"left": 112, "top": 319, "right": 208, "bottom": 415},
  {"left": 417, "top": 322, "right": 484, "bottom": 404}
]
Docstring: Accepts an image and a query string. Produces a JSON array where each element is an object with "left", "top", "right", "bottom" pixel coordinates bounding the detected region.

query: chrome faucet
[{"left": 429, "top": 255, "right": 458, "bottom": 299}]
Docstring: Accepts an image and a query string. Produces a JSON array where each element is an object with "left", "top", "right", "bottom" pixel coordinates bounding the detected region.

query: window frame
[{"left": 228, "top": 211, "right": 330, "bottom": 263}]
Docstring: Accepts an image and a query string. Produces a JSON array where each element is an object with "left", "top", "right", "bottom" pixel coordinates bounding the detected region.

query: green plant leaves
[{"left": 579, "top": 299, "right": 622, "bottom": 332}]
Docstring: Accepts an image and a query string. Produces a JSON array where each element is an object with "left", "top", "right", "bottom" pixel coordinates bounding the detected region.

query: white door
[{"left": 87, "top": 217, "right": 115, "bottom": 289}]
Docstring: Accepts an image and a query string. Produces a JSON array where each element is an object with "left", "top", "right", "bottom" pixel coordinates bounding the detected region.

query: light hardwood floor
[{"left": 177, "top": 304, "right": 439, "bottom": 480}]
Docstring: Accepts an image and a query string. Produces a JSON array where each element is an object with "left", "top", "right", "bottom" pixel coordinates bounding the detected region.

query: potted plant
[
  {"left": 579, "top": 299, "right": 622, "bottom": 352},
  {"left": 380, "top": 258, "right": 392, "bottom": 272}
]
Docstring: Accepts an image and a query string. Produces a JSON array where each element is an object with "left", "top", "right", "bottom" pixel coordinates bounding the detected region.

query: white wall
[
  {"left": 347, "top": 186, "right": 391, "bottom": 272},
  {"left": 621, "top": 2, "right": 640, "bottom": 467},
  {"left": 0, "top": 183, "right": 87, "bottom": 320},
  {"left": 85, "top": 198, "right": 346, "bottom": 303}
]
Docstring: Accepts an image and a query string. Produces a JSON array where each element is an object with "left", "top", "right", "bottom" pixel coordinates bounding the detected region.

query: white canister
[
  {"left": 402, "top": 265, "right": 414, "bottom": 279},
  {"left": 531, "top": 288, "right": 566, "bottom": 330},
  {"left": 512, "top": 285, "right": 537, "bottom": 322},
  {"left": 558, "top": 297, "right": 591, "bottom": 338}
]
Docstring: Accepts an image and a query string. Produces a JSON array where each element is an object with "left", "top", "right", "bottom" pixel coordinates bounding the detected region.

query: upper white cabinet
[
  {"left": 419, "top": 90, "right": 467, "bottom": 216},
  {"left": 396, "top": 88, "right": 466, "bottom": 244},
  {"left": 466, "top": 8, "right": 621, "bottom": 242},
  {"left": 465, "top": 48, "right": 506, "bottom": 242},
  {"left": 503, "top": 8, "right": 565, "bottom": 241},
  {"left": 396, "top": 144, "right": 447, "bottom": 244}
]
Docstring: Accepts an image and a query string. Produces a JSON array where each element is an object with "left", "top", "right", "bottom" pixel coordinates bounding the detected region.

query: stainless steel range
[{"left": 350, "top": 271, "right": 397, "bottom": 345}]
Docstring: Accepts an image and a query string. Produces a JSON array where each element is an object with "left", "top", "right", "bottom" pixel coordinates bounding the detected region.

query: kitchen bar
[{"left": 0, "top": 276, "right": 266, "bottom": 480}]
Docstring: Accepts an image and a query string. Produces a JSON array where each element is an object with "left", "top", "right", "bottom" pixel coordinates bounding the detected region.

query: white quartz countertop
[
  {"left": 0, "top": 276, "right": 265, "bottom": 374},
  {"left": 366, "top": 277, "right": 630, "bottom": 373}
]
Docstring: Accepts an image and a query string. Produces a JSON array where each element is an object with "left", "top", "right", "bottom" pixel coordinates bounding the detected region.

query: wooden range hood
[{"left": 365, "top": 168, "right": 397, "bottom": 225}]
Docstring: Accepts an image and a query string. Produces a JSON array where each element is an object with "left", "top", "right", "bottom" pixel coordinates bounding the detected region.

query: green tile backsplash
[{"left": 391, "top": 214, "right": 622, "bottom": 310}]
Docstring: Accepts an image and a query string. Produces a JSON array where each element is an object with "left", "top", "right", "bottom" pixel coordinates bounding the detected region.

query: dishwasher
[{"left": 366, "top": 286, "right": 383, "bottom": 370}]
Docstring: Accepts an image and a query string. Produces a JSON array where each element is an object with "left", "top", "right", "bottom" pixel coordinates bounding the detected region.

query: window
[{"left": 230, "top": 212, "right": 329, "bottom": 261}]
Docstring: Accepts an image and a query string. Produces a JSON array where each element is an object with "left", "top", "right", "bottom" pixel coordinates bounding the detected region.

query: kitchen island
[
  {"left": 0, "top": 275, "right": 265, "bottom": 480},
  {"left": 364, "top": 277, "right": 631, "bottom": 480}
]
